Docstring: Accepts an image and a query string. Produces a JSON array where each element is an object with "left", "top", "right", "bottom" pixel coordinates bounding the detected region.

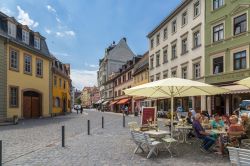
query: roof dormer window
[
  {"left": 34, "top": 36, "right": 40, "bottom": 49},
  {"left": 22, "top": 29, "right": 29, "bottom": 44},
  {"left": 8, "top": 22, "right": 16, "bottom": 38}
]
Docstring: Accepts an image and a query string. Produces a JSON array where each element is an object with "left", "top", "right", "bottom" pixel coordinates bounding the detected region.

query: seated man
[
  {"left": 241, "top": 113, "right": 250, "bottom": 139},
  {"left": 193, "top": 113, "right": 216, "bottom": 152},
  {"left": 211, "top": 114, "right": 224, "bottom": 129}
]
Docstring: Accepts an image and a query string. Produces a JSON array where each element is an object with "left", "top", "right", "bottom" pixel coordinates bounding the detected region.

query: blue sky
[{"left": 0, "top": 0, "right": 182, "bottom": 90}]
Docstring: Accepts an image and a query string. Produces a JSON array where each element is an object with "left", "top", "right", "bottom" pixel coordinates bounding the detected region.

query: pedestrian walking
[
  {"left": 125, "top": 105, "right": 128, "bottom": 116},
  {"left": 80, "top": 105, "right": 83, "bottom": 114}
]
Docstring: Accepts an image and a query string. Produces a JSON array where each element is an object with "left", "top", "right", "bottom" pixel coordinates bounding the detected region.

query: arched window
[{"left": 55, "top": 97, "right": 60, "bottom": 107}]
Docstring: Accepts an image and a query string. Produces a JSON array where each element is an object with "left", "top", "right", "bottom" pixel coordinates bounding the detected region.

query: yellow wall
[
  {"left": 6, "top": 44, "right": 51, "bottom": 118},
  {"left": 133, "top": 70, "right": 149, "bottom": 87},
  {"left": 52, "top": 73, "right": 71, "bottom": 114}
]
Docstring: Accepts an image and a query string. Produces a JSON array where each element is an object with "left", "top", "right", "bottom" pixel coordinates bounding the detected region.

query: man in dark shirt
[{"left": 193, "top": 113, "right": 215, "bottom": 152}]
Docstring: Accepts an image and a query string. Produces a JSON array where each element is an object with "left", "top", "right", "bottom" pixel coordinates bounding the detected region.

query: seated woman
[
  {"left": 228, "top": 116, "right": 244, "bottom": 147},
  {"left": 210, "top": 114, "right": 224, "bottom": 129}
]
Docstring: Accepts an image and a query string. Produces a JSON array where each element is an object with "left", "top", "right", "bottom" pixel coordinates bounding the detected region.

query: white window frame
[
  {"left": 193, "top": 62, "right": 201, "bottom": 79},
  {"left": 34, "top": 36, "right": 40, "bottom": 49},
  {"left": 194, "top": 0, "right": 200, "bottom": 18},
  {"left": 8, "top": 22, "right": 16, "bottom": 38},
  {"left": 22, "top": 29, "right": 29, "bottom": 45},
  {"left": 213, "top": 0, "right": 224, "bottom": 10}
]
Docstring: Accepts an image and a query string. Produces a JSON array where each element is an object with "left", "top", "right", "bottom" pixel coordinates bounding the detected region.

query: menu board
[{"left": 141, "top": 107, "right": 156, "bottom": 126}]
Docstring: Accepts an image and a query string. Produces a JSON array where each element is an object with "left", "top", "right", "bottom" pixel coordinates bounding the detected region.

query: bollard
[
  {"left": 0, "top": 140, "right": 2, "bottom": 166},
  {"left": 123, "top": 115, "right": 125, "bottom": 128},
  {"left": 102, "top": 116, "right": 104, "bottom": 129},
  {"left": 88, "top": 120, "right": 90, "bottom": 135},
  {"left": 62, "top": 126, "right": 65, "bottom": 147}
]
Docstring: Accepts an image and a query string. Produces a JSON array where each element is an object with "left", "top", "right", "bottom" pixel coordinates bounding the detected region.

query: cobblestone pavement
[{"left": 0, "top": 110, "right": 230, "bottom": 166}]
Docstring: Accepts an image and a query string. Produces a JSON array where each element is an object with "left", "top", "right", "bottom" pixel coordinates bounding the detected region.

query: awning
[
  {"left": 222, "top": 85, "right": 250, "bottom": 94},
  {"left": 95, "top": 99, "right": 103, "bottom": 104},
  {"left": 102, "top": 101, "right": 109, "bottom": 105},
  {"left": 110, "top": 100, "right": 118, "bottom": 105},
  {"left": 117, "top": 98, "right": 130, "bottom": 104}
]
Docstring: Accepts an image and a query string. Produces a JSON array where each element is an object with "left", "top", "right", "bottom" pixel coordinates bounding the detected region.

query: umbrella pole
[{"left": 171, "top": 91, "right": 174, "bottom": 138}]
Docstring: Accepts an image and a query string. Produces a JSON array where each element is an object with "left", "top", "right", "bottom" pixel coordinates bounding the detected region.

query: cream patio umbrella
[
  {"left": 124, "top": 77, "right": 229, "bottom": 138},
  {"left": 237, "top": 77, "right": 250, "bottom": 88}
]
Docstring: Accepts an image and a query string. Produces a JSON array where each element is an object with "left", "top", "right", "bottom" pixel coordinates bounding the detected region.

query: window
[
  {"left": 213, "top": 24, "right": 224, "bottom": 42},
  {"left": 54, "top": 76, "right": 57, "bottom": 86},
  {"left": 115, "top": 91, "right": 117, "bottom": 97},
  {"left": 172, "top": 20, "right": 177, "bottom": 33},
  {"left": 8, "top": 22, "right": 16, "bottom": 38},
  {"left": 150, "top": 55, "right": 154, "bottom": 69},
  {"left": 9, "top": 86, "right": 18, "bottom": 107},
  {"left": 10, "top": 49, "right": 19, "bottom": 70},
  {"left": 163, "top": 28, "right": 168, "bottom": 39},
  {"left": 123, "top": 75, "right": 126, "bottom": 82},
  {"left": 234, "top": 14, "right": 247, "bottom": 35},
  {"left": 36, "top": 59, "right": 43, "bottom": 77},
  {"left": 163, "top": 70, "right": 168, "bottom": 79},
  {"left": 59, "top": 78, "right": 62, "bottom": 87},
  {"left": 163, "top": 49, "right": 168, "bottom": 63},
  {"left": 150, "top": 39, "right": 154, "bottom": 49},
  {"left": 213, "top": 56, "right": 224, "bottom": 74},
  {"left": 182, "top": 38, "right": 188, "bottom": 54},
  {"left": 234, "top": 51, "right": 246, "bottom": 70},
  {"left": 34, "top": 36, "right": 40, "bottom": 49},
  {"left": 22, "top": 29, "right": 29, "bottom": 44},
  {"left": 213, "top": 0, "right": 224, "bottom": 10},
  {"left": 193, "top": 63, "right": 201, "bottom": 79},
  {"left": 128, "top": 71, "right": 132, "bottom": 80},
  {"left": 156, "top": 34, "right": 160, "bottom": 45},
  {"left": 182, "top": 11, "right": 187, "bottom": 26},
  {"left": 118, "top": 77, "right": 121, "bottom": 84},
  {"left": 171, "top": 44, "right": 177, "bottom": 60},
  {"left": 24, "top": 55, "right": 32, "bottom": 74},
  {"left": 193, "top": 31, "right": 201, "bottom": 48},
  {"left": 156, "top": 73, "right": 160, "bottom": 81},
  {"left": 55, "top": 97, "right": 60, "bottom": 107},
  {"left": 194, "top": 1, "right": 200, "bottom": 17},
  {"left": 156, "top": 52, "right": 160, "bottom": 67},
  {"left": 171, "top": 70, "right": 177, "bottom": 77},
  {"left": 182, "top": 67, "right": 188, "bottom": 79},
  {"left": 150, "top": 75, "right": 154, "bottom": 82}
]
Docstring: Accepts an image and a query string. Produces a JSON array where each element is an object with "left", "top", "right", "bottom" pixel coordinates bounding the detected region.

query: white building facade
[{"left": 147, "top": 0, "right": 206, "bottom": 112}]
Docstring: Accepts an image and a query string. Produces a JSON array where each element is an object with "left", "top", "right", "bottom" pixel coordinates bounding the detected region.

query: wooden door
[
  {"left": 23, "top": 96, "right": 31, "bottom": 118},
  {"left": 31, "top": 97, "right": 40, "bottom": 118}
]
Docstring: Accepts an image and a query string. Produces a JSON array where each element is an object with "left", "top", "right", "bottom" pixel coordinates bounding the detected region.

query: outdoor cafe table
[
  {"left": 175, "top": 125, "right": 193, "bottom": 144},
  {"left": 206, "top": 129, "right": 227, "bottom": 135},
  {"left": 144, "top": 130, "right": 170, "bottom": 140}
]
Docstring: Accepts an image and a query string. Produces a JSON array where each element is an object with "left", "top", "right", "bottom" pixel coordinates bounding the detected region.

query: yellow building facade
[
  {"left": 6, "top": 43, "right": 52, "bottom": 118},
  {"left": 52, "top": 59, "right": 71, "bottom": 115}
]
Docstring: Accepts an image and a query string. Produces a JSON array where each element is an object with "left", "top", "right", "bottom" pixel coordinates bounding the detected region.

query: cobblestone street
[{"left": 0, "top": 110, "right": 230, "bottom": 166}]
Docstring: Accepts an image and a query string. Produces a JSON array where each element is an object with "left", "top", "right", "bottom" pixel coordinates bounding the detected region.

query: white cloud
[
  {"left": 45, "top": 28, "right": 51, "bottom": 34},
  {"left": 47, "top": 5, "right": 56, "bottom": 13},
  {"left": 56, "top": 17, "right": 61, "bottom": 23},
  {"left": 17, "top": 6, "right": 39, "bottom": 29},
  {"left": 51, "top": 51, "right": 70, "bottom": 57},
  {"left": 71, "top": 69, "right": 97, "bottom": 90},
  {"left": 84, "top": 62, "right": 98, "bottom": 68},
  {"left": 65, "top": 30, "right": 75, "bottom": 36},
  {"left": 56, "top": 30, "right": 76, "bottom": 37},
  {"left": 0, "top": 7, "right": 13, "bottom": 16}
]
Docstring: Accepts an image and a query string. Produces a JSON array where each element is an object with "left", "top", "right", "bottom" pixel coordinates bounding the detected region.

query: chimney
[{"left": 123, "top": 37, "right": 126, "bottom": 42}]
